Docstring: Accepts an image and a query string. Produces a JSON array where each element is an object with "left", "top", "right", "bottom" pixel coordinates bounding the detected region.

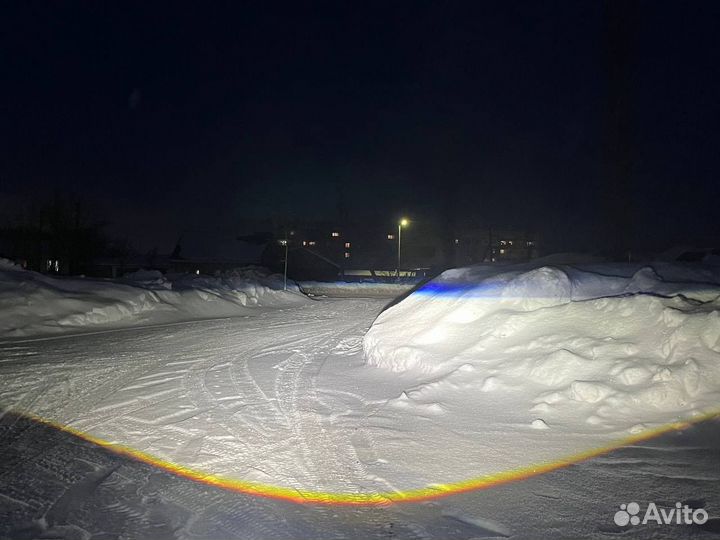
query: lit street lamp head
[{"left": 396, "top": 218, "right": 409, "bottom": 279}]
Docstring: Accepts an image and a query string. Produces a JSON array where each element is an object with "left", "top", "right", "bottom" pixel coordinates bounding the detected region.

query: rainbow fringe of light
[{"left": 11, "top": 409, "right": 720, "bottom": 506}]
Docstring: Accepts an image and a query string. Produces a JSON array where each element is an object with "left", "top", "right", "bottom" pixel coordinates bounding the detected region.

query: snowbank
[
  {"left": 0, "top": 261, "right": 307, "bottom": 338},
  {"left": 3, "top": 262, "right": 719, "bottom": 496},
  {"left": 298, "top": 281, "right": 415, "bottom": 298},
  {"left": 364, "top": 262, "right": 720, "bottom": 436}
]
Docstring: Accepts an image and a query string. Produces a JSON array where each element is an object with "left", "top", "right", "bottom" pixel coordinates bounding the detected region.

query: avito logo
[{"left": 614, "top": 502, "right": 708, "bottom": 527}]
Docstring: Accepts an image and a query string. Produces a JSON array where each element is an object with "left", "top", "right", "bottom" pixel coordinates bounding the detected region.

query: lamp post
[
  {"left": 397, "top": 218, "right": 409, "bottom": 278},
  {"left": 282, "top": 231, "right": 289, "bottom": 291}
]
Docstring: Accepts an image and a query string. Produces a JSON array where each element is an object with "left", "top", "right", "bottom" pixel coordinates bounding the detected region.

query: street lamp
[
  {"left": 397, "top": 218, "right": 409, "bottom": 278},
  {"left": 279, "top": 235, "right": 289, "bottom": 291},
  {"left": 283, "top": 235, "right": 288, "bottom": 291}
]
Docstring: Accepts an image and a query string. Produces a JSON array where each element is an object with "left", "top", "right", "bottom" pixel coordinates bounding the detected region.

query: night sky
[{"left": 2, "top": 1, "right": 719, "bottom": 253}]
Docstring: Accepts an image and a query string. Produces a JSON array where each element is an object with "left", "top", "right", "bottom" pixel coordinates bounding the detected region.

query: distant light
[
  {"left": 499, "top": 248, "right": 505, "bottom": 254},
  {"left": 454, "top": 239, "right": 459, "bottom": 245},
  {"left": 331, "top": 231, "right": 340, "bottom": 237},
  {"left": 308, "top": 241, "right": 316, "bottom": 246},
  {"left": 344, "top": 242, "right": 351, "bottom": 248},
  {"left": 195, "top": 269, "right": 200, "bottom": 275},
  {"left": 400, "top": 218, "right": 409, "bottom": 227},
  {"left": 290, "top": 231, "right": 295, "bottom": 236},
  {"left": 387, "top": 234, "right": 395, "bottom": 240},
  {"left": 344, "top": 252, "right": 350, "bottom": 258},
  {"left": 279, "top": 239, "right": 288, "bottom": 246},
  {"left": 302, "top": 241, "right": 307, "bottom": 246}
]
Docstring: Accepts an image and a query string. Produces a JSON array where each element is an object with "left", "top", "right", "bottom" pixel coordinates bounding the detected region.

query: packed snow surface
[
  {"left": 299, "top": 281, "right": 415, "bottom": 298},
  {"left": 1, "top": 261, "right": 719, "bottom": 496}
]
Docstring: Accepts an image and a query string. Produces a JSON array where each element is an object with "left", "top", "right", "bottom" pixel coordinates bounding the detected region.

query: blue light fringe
[{"left": 415, "top": 281, "right": 513, "bottom": 297}]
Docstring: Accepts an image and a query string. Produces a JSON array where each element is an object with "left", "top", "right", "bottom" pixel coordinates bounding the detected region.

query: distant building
[
  {"left": 261, "top": 222, "right": 345, "bottom": 280},
  {"left": 263, "top": 220, "right": 541, "bottom": 279},
  {"left": 265, "top": 220, "right": 418, "bottom": 277},
  {"left": 168, "top": 231, "right": 267, "bottom": 274},
  {"left": 261, "top": 241, "right": 340, "bottom": 281},
  {"left": 486, "top": 228, "right": 539, "bottom": 263},
  {"left": 452, "top": 227, "right": 539, "bottom": 265},
  {"left": 163, "top": 222, "right": 540, "bottom": 282}
]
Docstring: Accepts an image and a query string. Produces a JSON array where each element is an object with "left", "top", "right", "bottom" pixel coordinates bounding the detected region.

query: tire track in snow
[
  {"left": 0, "top": 298, "right": 393, "bottom": 492},
  {"left": 180, "top": 313, "right": 340, "bottom": 481},
  {"left": 273, "top": 301, "right": 392, "bottom": 494}
]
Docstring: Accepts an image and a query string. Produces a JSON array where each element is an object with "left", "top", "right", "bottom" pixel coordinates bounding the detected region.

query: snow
[
  {"left": 298, "top": 281, "right": 416, "bottom": 297},
  {"left": 0, "top": 260, "right": 307, "bottom": 338},
  {"left": 3, "top": 409, "right": 717, "bottom": 539},
  {"left": 0, "top": 260, "right": 719, "bottom": 504},
  {"left": 363, "top": 262, "right": 720, "bottom": 484}
]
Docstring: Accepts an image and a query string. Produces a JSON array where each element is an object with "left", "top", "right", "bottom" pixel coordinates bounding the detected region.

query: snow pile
[
  {"left": 176, "top": 266, "right": 302, "bottom": 295},
  {"left": 2, "top": 265, "right": 719, "bottom": 496},
  {"left": 364, "top": 263, "right": 720, "bottom": 435},
  {"left": 0, "top": 258, "right": 23, "bottom": 270},
  {"left": 298, "top": 281, "right": 415, "bottom": 297},
  {"left": 121, "top": 269, "right": 172, "bottom": 289},
  {"left": 0, "top": 261, "right": 307, "bottom": 338}
]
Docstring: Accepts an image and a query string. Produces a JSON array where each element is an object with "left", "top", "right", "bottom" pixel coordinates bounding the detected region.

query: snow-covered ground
[
  {"left": 0, "top": 260, "right": 307, "bottom": 338},
  {"left": 2, "top": 409, "right": 718, "bottom": 539},
  {"left": 298, "top": 280, "right": 415, "bottom": 298},
  {"left": 1, "top": 260, "right": 719, "bottom": 507}
]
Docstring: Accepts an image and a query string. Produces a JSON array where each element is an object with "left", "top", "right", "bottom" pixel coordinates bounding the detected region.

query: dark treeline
[{"left": 0, "top": 195, "right": 128, "bottom": 275}]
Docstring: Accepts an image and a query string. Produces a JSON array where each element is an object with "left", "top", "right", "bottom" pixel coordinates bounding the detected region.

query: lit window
[
  {"left": 508, "top": 240, "right": 513, "bottom": 246},
  {"left": 344, "top": 242, "right": 351, "bottom": 248},
  {"left": 499, "top": 248, "right": 506, "bottom": 254},
  {"left": 302, "top": 241, "right": 307, "bottom": 246},
  {"left": 344, "top": 252, "right": 350, "bottom": 258},
  {"left": 387, "top": 234, "right": 395, "bottom": 240},
  {"left": 331, "top": 231, "right": 340, "bottom": 237},
  {"left": 308, "top": 241, "right": 316, "bottom": 246},
  {"left": 500, "top": 240, "right": 506, "bottom": 246}
]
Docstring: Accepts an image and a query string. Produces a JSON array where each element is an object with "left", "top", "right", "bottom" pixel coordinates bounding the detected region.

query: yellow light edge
[{"left": 6, "top": 407, "right": 719, "bottom": 506}]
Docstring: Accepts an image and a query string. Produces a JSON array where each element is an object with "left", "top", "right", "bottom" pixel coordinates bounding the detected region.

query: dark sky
[{"left": 2, "top": 1, "right": 719, "bottom": 253}]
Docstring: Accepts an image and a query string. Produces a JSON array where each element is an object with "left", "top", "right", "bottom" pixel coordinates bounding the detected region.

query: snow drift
[
  {"left": 0, "top": 260, "right": 307, "bottom": 338},
  {"left": 298, "top": 281, "right": 415, "bottom": 298},
  {"left": 2, "top": 260, "right": 719, "bottom": 496},
  {"left": 364, "top": 262, "right": 720, "bottom": 435}
]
